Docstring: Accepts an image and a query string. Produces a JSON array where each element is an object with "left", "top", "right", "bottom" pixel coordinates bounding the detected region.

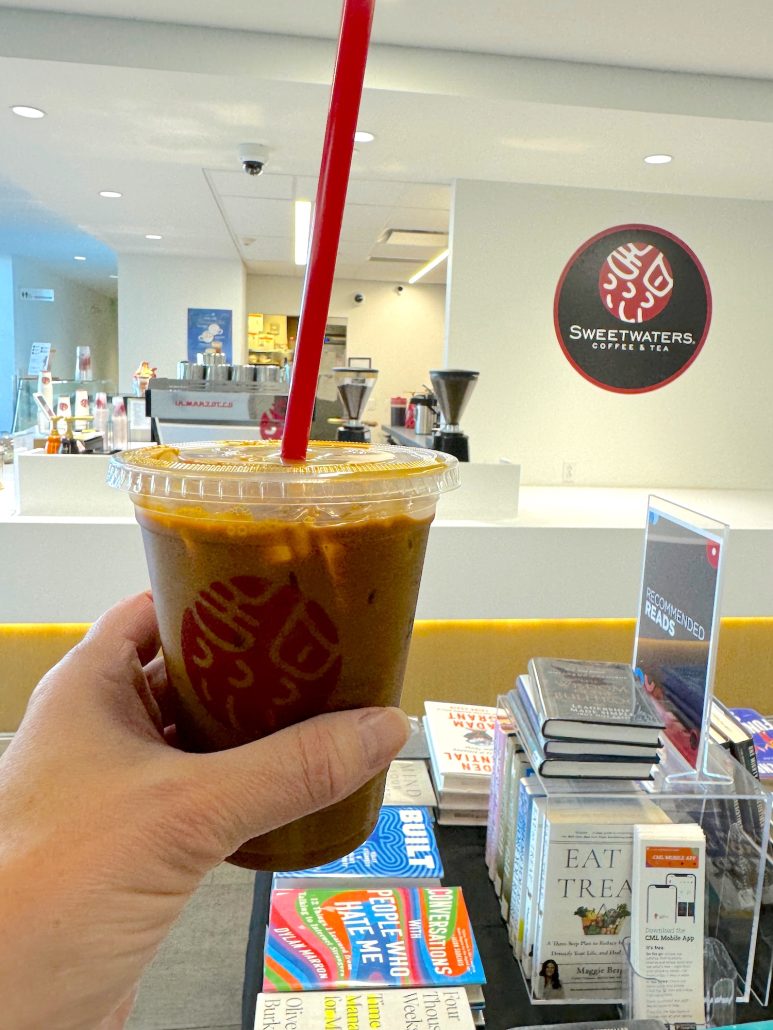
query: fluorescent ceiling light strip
[
  {"left": 294, "top": 200, "right": 312, "bottom": 265},
  {"left": 408, "top": 248, "right": 449, "bottom": 285}
]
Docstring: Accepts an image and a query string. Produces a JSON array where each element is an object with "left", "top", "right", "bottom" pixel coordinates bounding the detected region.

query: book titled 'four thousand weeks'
[{"left": 263, "top": 887, "right": 484, "bottom": 994}]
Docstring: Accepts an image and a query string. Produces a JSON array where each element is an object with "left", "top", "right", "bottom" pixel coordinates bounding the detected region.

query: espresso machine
[
  {"left": 333, "top": 360, "right": 378, "bottom": 442},
  {"left": 429, "top": 369, "right": 479, "bottom": 462}
]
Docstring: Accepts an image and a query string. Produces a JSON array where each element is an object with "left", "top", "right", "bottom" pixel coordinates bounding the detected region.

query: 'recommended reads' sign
[{"left": 554, "top": 224, "right": 712, "bottom": 393}]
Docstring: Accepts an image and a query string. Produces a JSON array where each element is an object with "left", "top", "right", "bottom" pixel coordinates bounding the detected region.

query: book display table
[{"left": 239, "top": 823, "right": 772, "bottom": 1029}]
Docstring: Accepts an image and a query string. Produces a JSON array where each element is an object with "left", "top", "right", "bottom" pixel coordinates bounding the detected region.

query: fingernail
[{"left": 358, "top": 707, "right": 411, "bottom": 771}]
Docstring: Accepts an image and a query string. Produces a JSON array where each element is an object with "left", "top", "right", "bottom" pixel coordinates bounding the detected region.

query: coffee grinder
[
  {"left": 429, "top": 369, "right": 479, "bottom": 462},
  {"left": 333, "top": 359, "right": 378, "bottom": 442}
]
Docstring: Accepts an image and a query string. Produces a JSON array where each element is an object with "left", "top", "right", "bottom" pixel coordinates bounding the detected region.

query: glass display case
[
  {"left": 12, "top": 377, "right": 116, "bottom": 434},
  {"left": 495, "top": 692, "right": 772, "bottom": 1012}
]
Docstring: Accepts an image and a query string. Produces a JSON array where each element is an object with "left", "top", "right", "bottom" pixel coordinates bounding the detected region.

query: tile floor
[{"left": 127, "top": 862, "right": 255, "bottom": 1030}]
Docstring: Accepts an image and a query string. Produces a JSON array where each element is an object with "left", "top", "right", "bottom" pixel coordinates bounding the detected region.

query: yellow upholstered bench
[{"left": 1, "top": 618, "right": 771, "bottom": 731}]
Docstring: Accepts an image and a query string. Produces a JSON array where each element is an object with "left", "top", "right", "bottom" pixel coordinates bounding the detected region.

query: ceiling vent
[{"left": 381, "top": 229, "right": 449, "bottom": 248}]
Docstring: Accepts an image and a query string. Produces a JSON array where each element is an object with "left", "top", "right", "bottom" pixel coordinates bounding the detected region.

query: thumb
[{"left": 184, "top": 706, "right": 410, "bottom": 861}]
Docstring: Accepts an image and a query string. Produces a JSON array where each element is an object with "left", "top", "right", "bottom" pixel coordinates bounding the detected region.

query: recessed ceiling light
[
  {"left": 644, "top": 153, "right": 673, "bottom": 165},
  {"left": 294, "top": 201, "right": 312, "bottom": 266},
  {"left": 11, "top": 105, "right": 45, "bottom": 119},
  {"left": 109, "top": 274, "right": 118, "bottom": 279},
  {"left": 145, "top": 233, "right": 163, "bottom": 240},
  {"left": 99, "top": 190, "right": 122, "bottom": 199},
  {"left": 354, "top": 130, "right": 375, "bottom": 143},
  {"left": 73, "top": 255, "right": 86, "bottom": 261}
]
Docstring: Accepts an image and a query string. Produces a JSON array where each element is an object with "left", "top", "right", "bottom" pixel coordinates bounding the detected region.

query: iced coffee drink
[{"left": 108, "top": 441, "right": 458, "bottom": 869}]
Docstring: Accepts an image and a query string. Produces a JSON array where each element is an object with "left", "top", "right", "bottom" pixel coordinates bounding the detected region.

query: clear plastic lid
[{"left": 107, "top": 440, "right": 459, "bottom": 505}]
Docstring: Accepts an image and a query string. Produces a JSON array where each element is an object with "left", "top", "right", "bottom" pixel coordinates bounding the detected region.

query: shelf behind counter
[{"left": 381, "top": 424, "right": 433, "bottom": 449}]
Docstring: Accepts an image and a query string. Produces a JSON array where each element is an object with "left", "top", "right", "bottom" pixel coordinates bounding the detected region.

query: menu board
[{"left": 633, "top": 497, "right": 727, "bottom": 771}]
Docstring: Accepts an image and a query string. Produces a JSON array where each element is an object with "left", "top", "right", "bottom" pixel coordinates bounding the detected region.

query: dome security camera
[
  {"left": 395, "top": 285, "right": 405, "bottom": 295},
  {"left": 354, "top": 292, "right": 365, "bottom": 304},
  {"left": 239, "top": 143, "right": 269, "bottom": 176}
]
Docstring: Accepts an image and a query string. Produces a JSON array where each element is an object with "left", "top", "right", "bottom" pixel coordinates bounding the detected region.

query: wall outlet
[{"left": 562, "top": 461, "right": 577, "bottom": 484}]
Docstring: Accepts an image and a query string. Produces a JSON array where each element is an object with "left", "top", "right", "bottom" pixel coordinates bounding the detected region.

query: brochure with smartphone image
[{"left": 631, "top": 823, "right": 706, "bottom": 1027}]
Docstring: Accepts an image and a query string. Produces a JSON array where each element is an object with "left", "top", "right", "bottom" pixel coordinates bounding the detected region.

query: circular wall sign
[{"left": 554, "top": 224, "right": 712, "bottom": 393}]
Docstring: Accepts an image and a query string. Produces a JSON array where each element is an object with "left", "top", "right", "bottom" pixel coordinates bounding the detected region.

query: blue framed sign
[{"left": 187, "top": 308, "right": 233, "bottom": 364}]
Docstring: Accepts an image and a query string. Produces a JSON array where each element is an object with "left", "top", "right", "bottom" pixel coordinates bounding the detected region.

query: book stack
[
  {"left": 273, "top": 806, "right": 443, "bottom": 890},
  {"left": 262, "top": 886, "right": 486, "bottom": 1025},
  {"left": 508, "top": 658, "right": 664, "bottom": 781},
  {"left": 255, "top": 987, "right": 478, "bottom": 1030},
  {"left": 423, "top": 701, "right": 497, "bottom": 825}
]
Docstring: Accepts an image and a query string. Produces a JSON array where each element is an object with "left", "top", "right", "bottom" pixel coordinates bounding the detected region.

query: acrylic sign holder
[{"left": 633, "top": 496, "right": 730, "bottom": 784}]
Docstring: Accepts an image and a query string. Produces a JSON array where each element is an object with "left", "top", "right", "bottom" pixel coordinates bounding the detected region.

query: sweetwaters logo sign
[{"left": 554, "top": 224, "right": 711, "bottom": 393}]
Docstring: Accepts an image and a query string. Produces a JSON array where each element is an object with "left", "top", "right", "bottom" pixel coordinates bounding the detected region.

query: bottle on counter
[
  {"left": 111, "top": 396, "right": 128, "bottom": 450},
  {"left": 45, "top": 421, "right": 62, "bottom": 454},
  {"left": 390, "top": 395, "right": 407, "bottom": 427}
]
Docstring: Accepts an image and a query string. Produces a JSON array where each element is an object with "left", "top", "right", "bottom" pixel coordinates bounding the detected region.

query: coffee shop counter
[{"left": 3, "top": 462, "right": 773, "bottom": 623}]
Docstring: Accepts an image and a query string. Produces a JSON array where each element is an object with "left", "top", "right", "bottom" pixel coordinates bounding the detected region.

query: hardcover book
[
  {"left": 526, "top": 658, "right": 664, "bottom": 746},
  {"left": 501, "top": 752, "right": 533, "bottom": 918},
  {"left": 520, "top": 795, "right": 547, "bottom": 980},
  {"left": 255, "top": 987, "right": 477, "bottom": 1030},
  {"left": 263, "top": 886, "right": 485, "bottom": 993},
  {"left": 508, "top": 776, "right": 543, "bottom": 959},
  {"left": 424, "top": 701, "right": 496, "bottom": 793},
  {"left": 397, "top": 716, "right": 431, "bottom": 761},
  {"left": 729, "top": 707, "right": 773, "bottom": 780},
  {"left": 530, "top": 796, "right": 671, "bottom": 1003},
  {"left": 509, "top": 683, "right": 657, "bottom": 780},
  {"left": 384, "top": 760, "right": 438, "bottom": 808},
  {"left": 494, "top": 732, "right": 525, "bottom": 897},
  {"left": 486, "top": 712, "right": 515, "bottom": 880},
  {"left": 273, "top": 807, "right": 443, "bottom": 889},
  {"left": 435, "top": 810, "right": 488, "bottom": 826}
]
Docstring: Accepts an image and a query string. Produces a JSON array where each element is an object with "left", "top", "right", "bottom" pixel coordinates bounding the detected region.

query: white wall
[
  {"left": 246, "top": 276, "right": 446, "bottom": 430},
  {"left": 446, "top": 180, "right": 773, "bottom": 487},
  {"left": 0, "top": 256, "right": 14, "bottom": 431},
  {"left": 12, "top": 256, "right": 117, "bottom": 386},
  {"left": 117, "top": 254, "right": 246, "bottom": 391}
]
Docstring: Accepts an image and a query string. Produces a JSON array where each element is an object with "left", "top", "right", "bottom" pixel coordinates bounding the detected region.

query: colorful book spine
[
  {"left": 508, "top": 777, "right": 542, "bottom": 958},
  {"left": 500, "top": 747, "right": 531, "bottom": 920},
  {"left": 485, "top": 713, "right": 513, "bottom": 880}
]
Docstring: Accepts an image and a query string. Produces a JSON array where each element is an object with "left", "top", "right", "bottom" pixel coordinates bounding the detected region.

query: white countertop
[{"left": 3, "top": 462, "right": 773, "bottom": 622}]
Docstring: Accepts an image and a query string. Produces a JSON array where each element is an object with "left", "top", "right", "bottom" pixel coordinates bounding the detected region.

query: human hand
[{"left": 0, "top": 592, "right": 409, "bottom": 1030}]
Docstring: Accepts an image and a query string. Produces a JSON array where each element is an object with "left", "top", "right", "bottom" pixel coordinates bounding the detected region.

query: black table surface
[{"left": 241, "top": 825, "right": 771, "bottom": 1030}]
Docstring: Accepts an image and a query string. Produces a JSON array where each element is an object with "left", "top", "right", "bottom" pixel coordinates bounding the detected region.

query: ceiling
[{"left": 1, "top": 1, "right": 773, "bottom": 296}]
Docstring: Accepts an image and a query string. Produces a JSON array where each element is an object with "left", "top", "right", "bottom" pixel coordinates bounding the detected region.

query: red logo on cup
[
  {"left": 181, "top": 575, "right": 342, "bottom": 737},
  {"left": 598, "top": 243, "right": 673, "bottom": 324}
]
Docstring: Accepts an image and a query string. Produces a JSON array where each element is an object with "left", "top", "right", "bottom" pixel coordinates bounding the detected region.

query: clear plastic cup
[{"left": 107, "top": 440, "right": 459, "bottom": 869}]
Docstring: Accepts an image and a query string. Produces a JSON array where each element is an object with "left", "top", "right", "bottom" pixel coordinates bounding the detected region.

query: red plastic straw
[{"left": 281, "top": 0, "right": 376, "bottom": 461}]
